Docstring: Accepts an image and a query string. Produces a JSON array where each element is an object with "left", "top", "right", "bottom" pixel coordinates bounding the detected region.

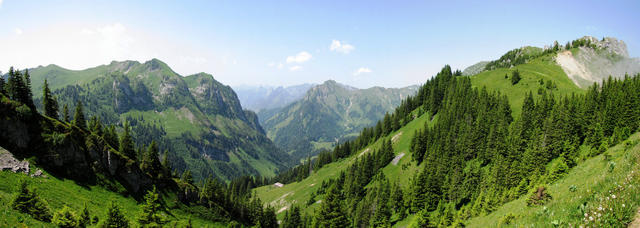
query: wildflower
[
  {"left": 584, "top": 213, "right": 588, "bottom": 217},
  {"left": 612, "top": 194, "right": 616, "bottom": 199},
  {"left": 589, "top": 216, "right": 594, "bottom": 221},
  {"left": 622, "top": 204, "right": 625, "bottom": 207},
  {"left": 598, "top": 206, "right": 603, "bottom": 211}
]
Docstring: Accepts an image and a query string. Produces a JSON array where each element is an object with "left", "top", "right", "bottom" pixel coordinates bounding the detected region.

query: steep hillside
[
  {"left": 262, "top": 80, "right": 418, "bottom": 160},
  {"left": 234, "top": 84, "right": 314, "bottom": 112},
  {"left": 254, "top": 37, "right": 640, "bottom": 227},
  {"left": 555, "top": 36, "right": 640, "bottom": 88},
  {"left": 25, "top": 59, "right": 291, "bottom": 180}
]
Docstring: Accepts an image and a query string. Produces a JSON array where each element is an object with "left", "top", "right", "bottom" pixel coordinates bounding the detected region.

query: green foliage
[
  {"left": 316, "top": 184, "right": 349, "bottom": 228},
  {"left": 498, "top": 213, "right": 516, "bottom": 226},
  {"left": 119, "top": 121, "right": 136, "bottom": 160},
  {"left": 526, "top": 186, "right": 552, "bottom": 206},
  {"left": 282, "top": 206, "right": 303, "bottom": 228},
  {"left": 42, "top": 79, "right": 59, "bottom": 118},
  {"left": 80, "top": 203, "right": 91, "bottom": 227},
  {"left": 73, "top": 100, "right": 87, "bottom": 129},
  {"left": 511, "top": 70, "right": 521, "bottom": 85},
  {"left": 102, "top": 202, "right": 129, "bottom": 228},
  {"left": 11, "top": 180, "right": 52, "bottom": 222},
  {"left": 62, "top": 104, "right": 70, "bottom": 122},
  {"left": 138, "top": 186, "right": 166, "bottom": 227},
  {"left": 52, "top": 206, "right": 80, "bottom": 228},
  {"left": 141, "top": 141, "right": 163, "bottom": 178}
]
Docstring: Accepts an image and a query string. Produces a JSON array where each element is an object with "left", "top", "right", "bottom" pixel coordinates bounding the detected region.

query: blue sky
[{"left": 0, "top": 0, "right": 639, "bottom": 88}]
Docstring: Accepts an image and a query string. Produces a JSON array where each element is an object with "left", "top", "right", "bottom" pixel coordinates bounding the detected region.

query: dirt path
[
  {"left": 629, "top": 208, "right": 640, "bottom": 227},
  {"left": 391, "top": 152, "right": 405, "bottom": 165}
]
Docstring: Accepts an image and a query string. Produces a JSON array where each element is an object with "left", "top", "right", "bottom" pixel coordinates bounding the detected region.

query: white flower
[
  {"left": 589, "top": 216, "right": 594, "bottom": 221},
  {"left": 622, "top": 204, "right": 625, "bottom": 207},
  {"left": 598, "top": 206, "right": 603, "bottom": 211},
  {"left": 612, "top": 194, "right": 616, "bottom": 199},
  {"left": 584, "top": 213, "right": 588, "bottom": 217}
]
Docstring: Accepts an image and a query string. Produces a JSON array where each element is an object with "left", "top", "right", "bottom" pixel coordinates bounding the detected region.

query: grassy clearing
[
  {"left": 467, "top": 132, "right": 640, "bottom": 227},
  {"left": 469, "top": 56, "right": 584, "bottom": 116},
  {"left": 0, "top": 162, "right": 224, "bottom": 227}
]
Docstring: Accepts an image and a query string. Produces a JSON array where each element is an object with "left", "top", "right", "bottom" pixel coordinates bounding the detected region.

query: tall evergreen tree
[
  {"left": 316, "top": 184, "right": 349, "bottom": 228},
  {"left": 73, "top": 101, "right": 87, "bottom": 129},
  {"left": 11, "top": 180, "right": 52, "bottom": 222},
  {"left": 104, "top": 202, "right": 129, "bottom": 228},
  {"left": 119, "top": 121, "right": 136, "bottom": 159},
  {"left": 141, "top": 140, "right": 163, "bottom": 178},
  {"left": 138, "top": 186, "right": 165, "bottom": 226},
  {"left": 42, "top": 79, "right": 59, "bottom": 118},
  {"left": 62, "top": 104, "right": 70, "bottom": 122}
]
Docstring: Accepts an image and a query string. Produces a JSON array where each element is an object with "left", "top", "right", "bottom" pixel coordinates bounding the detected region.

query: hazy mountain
[
  {"left": 234, "top": 84, "right": 314, "bottom": 112},
  {"left": 261, "top": 80, "right": 418, "bottom": 160}
]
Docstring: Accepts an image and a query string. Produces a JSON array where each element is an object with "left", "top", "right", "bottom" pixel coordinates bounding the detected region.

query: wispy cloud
[
  {"left": 286, "top": 51, "right": 312, "bottom": 64},
  {"left": 353, "top": 67, "right": 372, "bottom": 76},
  {"left": 330, "top": 40, "right": 355, "bottom": 54},
  {"left": 289, "top": 65, "right": 302, "bottom": 71},
  {"left": 14, "top": 28, "right": 22, "bottom": 35}
]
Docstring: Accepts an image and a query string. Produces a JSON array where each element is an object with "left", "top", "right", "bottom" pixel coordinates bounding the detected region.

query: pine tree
[
  {"left": 258, "top": 206, "right": 278, "bottom": 228},
  {"left": 11, "top": 180, "right": 52, "bottom": 222},
  {"left": 119, "top": 121, "right": 136, "bottom": 159},
  {"left": 511, "top": 70, "right": 521, "bottom": 85},
  {"left": 138, "top": 186, "right": 165, "bottom": 226},
  {"left": 282, "top": 206, "right": 302, "bottom": 228},
  {"left": 141, "top": 141, "right": 163, "bottom": 178},
  {"left": 103, "top": 125, "right": 120, "bottom": 150},
  {"left": 0, "top": 76, "right": 5, "bottom": 94},
  {"left": 103, "top": 202, "right": 129, "bottom": 228},
  {"left": 316, "top": 184, "right": 349, "bottom": 228},
  {"left": 73, "top": 101, "right": 87, "bottom": 129},
  {"left": 62, "top": 104, "right": 70, "bottom": 122},
  {"left": 42, "top": 79, "right": 59, "bottom": 118},
  {"left": 23, "top": 69, "right": 35, "bottom": 109},
  {"left": 52, "top": 206, "right": 80, "bottom": 228},
  {"left": 182, "top": 170, "right": 193, "bottom": 185},
  {"left": 80, "top": 203, "right": 91, "bottom": 227}
]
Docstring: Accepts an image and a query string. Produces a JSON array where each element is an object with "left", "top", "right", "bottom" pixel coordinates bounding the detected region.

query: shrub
[
  {"left": 11, "top": 180, "right": 52, "bottom": 222},
  {"left": 16, "top": 104, "right": 32, "bottom": 120},
  {"left": 52, "top": 206, "right": 80, "bottom": 228},
  {"left": 526, "top": 186, "right": 552, "bottom": 206},
  {"left": 101, "top": 202, "right": 129, "bottom": 228},
  {"left": 511, "top": 70, "right": 522, "bottom": 85},
  {"left": 498, "top": 213, "right": 516, "bottom": 226}
]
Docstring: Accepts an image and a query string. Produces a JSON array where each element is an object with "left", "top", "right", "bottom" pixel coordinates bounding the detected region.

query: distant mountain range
[
  {"left": 23, "top": 59, "right": 292, "bottom": 180},
  {"left": 234, "top": 84, "right": 315, "bottom": 112},
  {"left": 261, "top": 80, "right": 418, "bottom": 160}
]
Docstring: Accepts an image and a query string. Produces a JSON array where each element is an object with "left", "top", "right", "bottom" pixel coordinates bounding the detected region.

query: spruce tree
[
  {"left": 316, "top": 184, "right": 349, "bottom": 228},
  {"left": 52, "top": 206, "right": 80, "bottom": 228},
  {"left": 11, "top": 180, "right": 52, "bottom": 222},
  {"left": 0, "top": 76, "right": 5, "bottom": 94},
  {"left": 141, "top": 140, "right": 163, "bottom": 178},
  {"left": 103, "top": 202, "right": 129, "bottom": 228},
  {"left": 42, "top": 79, "right": 59, "bottom": 118},
  {"left": 62, "top": 104, "right": 70, "bottom": 122},
  {"left": 73, "top": 101, "right": 87, "bottom": 129},
  {"left": 511, "top": 70, "right": 521, "bottom": 85},
  {"left": 119, "top": 121, "right": 136, "bottom": 159},
  {"left": 80, "top": 203, "right": 91, "bottom": 227},
  {"left": 282, "top": 206, "right": 302, "bottom": 228},
  {"left": 138, "top": 186, "right": 165, "bottom": 226}
]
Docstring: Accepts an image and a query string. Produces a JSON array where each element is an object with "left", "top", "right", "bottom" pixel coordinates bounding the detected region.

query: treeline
[
  {"left": 405, "top": 71, "right": 640, "bottom": 225},
  {"left": 1, "top": 67, "right": 280, "bottom": 227}
]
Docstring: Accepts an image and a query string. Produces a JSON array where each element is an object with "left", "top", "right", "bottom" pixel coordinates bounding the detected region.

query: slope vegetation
[{"left": 25, "top": 59, "right": 291, "bottom": 180}]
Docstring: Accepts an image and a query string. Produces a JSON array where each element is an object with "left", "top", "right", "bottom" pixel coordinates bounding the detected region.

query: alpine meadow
[{"left": 1, "top": 1, "right": 640, "bottom": 227}]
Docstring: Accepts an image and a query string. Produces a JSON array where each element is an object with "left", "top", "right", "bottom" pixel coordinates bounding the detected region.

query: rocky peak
[{"left": 579, "top": 36, "right": 629, "bottom": 57}]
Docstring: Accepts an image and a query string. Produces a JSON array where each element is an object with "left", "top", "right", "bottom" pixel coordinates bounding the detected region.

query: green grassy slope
[
  {"left": 255, "top": 112, "right": 433, "bottom": 219},
  {"left": 467, "top": 133, "right": 640, "bottom": 227},
  {"left": 0, "top": 156, "right": 224, "bottom": 227},
  {"left": 469, "top": 54, "right": 583, "bottom": 116}
]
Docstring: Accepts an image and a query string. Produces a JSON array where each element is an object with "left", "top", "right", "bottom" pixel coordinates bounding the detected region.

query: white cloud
[
  {"left": 0, "top": 0, "right": 4, "bottom": 8},
  {"left": 286, "top": 51, "right": 312, "bottom": 64},
  {"left": 278, "top": 63, "right": 284, "bottom": 69},
  {"left": 14, "top": 28, "right": 22, "bottom": 35},
  {"left": 354, "top": 67, "right": 372, "bottom": 76},
  {"left": 330, "top": 40, "right": 355, "bottom": 54},
  {"left": 289, "top": 65, "right": 302, "bottom": 71}
]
